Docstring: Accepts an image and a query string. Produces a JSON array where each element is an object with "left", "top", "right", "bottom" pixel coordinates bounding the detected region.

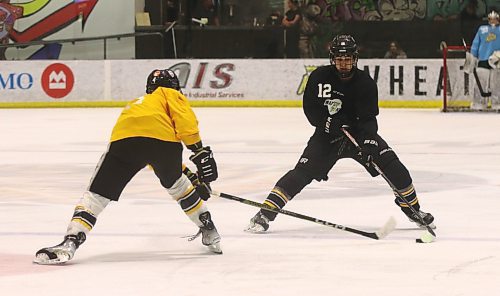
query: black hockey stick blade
[
  {"left": 212, "top": 190, "right": 396, "bottom": 240},
  {"left": 341, "top": 128, "right": 437, "bottom": 237},
  {"left": 473, "top": 68, "right": 492, "bottom": 97}
]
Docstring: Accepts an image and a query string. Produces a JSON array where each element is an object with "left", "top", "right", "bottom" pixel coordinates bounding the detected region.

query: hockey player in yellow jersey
[{"left": 34, "top": 69, "right": 221, "bottom": 264}]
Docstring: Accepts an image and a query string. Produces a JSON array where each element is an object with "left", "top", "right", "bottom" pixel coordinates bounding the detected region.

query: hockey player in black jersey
[{"left": 246, "top": 34, "right": 436, "bottom": 233}]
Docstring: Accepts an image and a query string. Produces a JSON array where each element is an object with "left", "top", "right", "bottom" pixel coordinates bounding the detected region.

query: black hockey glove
[
  {"left": 183, "top": 166, "right": 212, "bottom": 200},
  {"left": 360, "top": 138, "right": 379, "bottom": 166},
  {"left": 324, "top": 116, "right": 349, "bottom": 137},
  {"left": 195, "top": 182, "right": 212, "bottom": 201},
  {"left": 189, "top": 146, "right": 218, "bottom": 183},
  {"left": 183, "top": 165, "right": 199, "bottom": 184}
]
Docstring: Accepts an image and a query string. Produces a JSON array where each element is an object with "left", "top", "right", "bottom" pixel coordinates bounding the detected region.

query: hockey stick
[
  {"left": 472, "top": 68, "right": 492, "bottom": 97},
  {"left": 462, "top": 38, "right": 492, "bottom": 97},
  {"left": 211, "top": 190, "right": 396, "bottom": 240},
  {"left": 341, "top": 128, "right": 436, "bottom": 238},
  {"left": 182, "top": 165, "right": 395, "bottom": 239}
]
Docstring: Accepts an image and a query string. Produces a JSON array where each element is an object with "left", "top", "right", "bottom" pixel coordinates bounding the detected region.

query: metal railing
[{"left": 0, "top": 31, "right": 164, "bottom": 59}]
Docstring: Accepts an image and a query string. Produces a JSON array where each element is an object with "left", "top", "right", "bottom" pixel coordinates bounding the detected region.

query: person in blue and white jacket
[{"left": 469, "top": 10, "right": 500, "bottom": 110}]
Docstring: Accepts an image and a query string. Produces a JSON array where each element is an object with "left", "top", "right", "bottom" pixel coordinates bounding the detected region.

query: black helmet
[
  {"left": 146, "top": 69, "right": 181, "bottom": 94},
  {"left": 329, "top": 34, "right": 359, "bottom": 79}
]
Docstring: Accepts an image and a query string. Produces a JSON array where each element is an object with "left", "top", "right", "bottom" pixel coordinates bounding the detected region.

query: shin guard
[
  {"left": 393, "top": 183, "right": 421, "bottom": 212},
  {"left": 66, "top": 191, "right": 110, "bottom": 236},
  {"left": 261, "top": 169, "right": 313, "bottom": 220},
  {"left": 378, "top": 157, "right": 422, "bottom": 212},
  {"left": 168, "top": 174, "right": 207, "bottom": 227}
]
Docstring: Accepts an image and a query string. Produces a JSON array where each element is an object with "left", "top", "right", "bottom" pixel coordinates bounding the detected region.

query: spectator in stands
[
  {"left": 192, "top": 0, "right": 220, "bottom": 26},
  {"left": 298, "top": 2, "right": 320, "bottom": 58},
  {"left": 266, "top": 9, "right": 283, "bottom": 27},
  {"left": 430, "top": 1, "right": 461, "bottom": 21},
  {"left": 460, "top": 0, "right": 481, "bottom": 21},
  {"left": 384, "top": 41, "right": 407, "bottom": 59},
  {"left": 265, "top": 10, "right": 284, "bottom": 58},
  {"left": 165, "top": 0, "right": 179, "bottom": 23},
  {"left": 282, "top": 0, "right": 301, "bottom": 58}
]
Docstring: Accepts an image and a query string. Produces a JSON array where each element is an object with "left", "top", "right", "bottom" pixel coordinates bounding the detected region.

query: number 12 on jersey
[{"left": 318, "top": 83, "right": 331, "bottom": 98}]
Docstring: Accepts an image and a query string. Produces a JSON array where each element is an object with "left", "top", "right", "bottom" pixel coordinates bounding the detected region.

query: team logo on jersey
[
  {"left": 324, "top": 99, "right": 342, "bottom": 115},
  {"left": 486, "top": 32, "right": 496, "bottom": 42}
]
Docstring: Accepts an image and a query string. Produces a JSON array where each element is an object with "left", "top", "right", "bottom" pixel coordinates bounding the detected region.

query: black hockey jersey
[{"left": 303, "top": 65, "right": 379, "bottom": 137}]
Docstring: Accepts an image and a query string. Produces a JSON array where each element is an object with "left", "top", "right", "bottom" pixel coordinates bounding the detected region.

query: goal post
[{"left": 441, "top": 44, "right": 474, "bottom": 112}]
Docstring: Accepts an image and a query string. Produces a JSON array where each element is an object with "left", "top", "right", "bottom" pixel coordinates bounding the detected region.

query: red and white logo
[{"left": 41, "top": 63, "right": 74, "bottom": 99}]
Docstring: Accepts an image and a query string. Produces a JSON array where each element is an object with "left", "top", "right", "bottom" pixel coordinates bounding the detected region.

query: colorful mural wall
[
  {"left": 1, "top": 0, "right": 135, "bottom": 60},
  {"left": 299, "top": 0, "right": 499, "bottom": 21}
]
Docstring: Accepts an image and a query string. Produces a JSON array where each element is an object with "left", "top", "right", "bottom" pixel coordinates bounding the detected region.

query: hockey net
[{"left": 441, "top": 44, "right": 475, "bottom": 112}]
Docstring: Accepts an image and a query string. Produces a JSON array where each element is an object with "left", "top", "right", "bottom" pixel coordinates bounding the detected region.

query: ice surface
[{"left": 1, "top": 108, "right": 499, "bottom": 296}]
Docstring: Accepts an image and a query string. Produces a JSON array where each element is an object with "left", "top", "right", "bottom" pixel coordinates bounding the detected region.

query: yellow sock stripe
[
  {"left": 400, "top": 185, "right": 415, "bottom": 196},
  {"left": 185, "top": 199, "right": 203, "bottom": 215},
  {"left": 71, "top": 218, "right": 93, "bottom": 230},
  {"left": 271, "top": 188, "right": 290, "bottom": 203},
  {"left": 74, "top": 205, "right": 95, "bottom": 216},
  {"left": 263, "top": 200, "right": 278, "bottom": 209},
  {"left": 398, "top": 197, "right": 419, "bottom": 207}
]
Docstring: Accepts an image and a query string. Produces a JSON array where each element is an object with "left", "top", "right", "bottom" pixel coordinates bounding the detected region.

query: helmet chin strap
[
  {"left": 331, "top": 65, "right": 354, "bottom": 80},
  {"left": 340, "top": 72, "right": 354, "bottom": 80},
  {"left": 338, "top": 70, "right": 355, "bottom": 80}
]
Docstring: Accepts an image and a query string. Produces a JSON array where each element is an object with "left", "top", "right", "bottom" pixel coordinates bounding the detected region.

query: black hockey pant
[
  {"left": 89, "top": 137, "right": 183, "bottom": 201},
  {"left": 261, "top": 132, "right": 415, "bottom": 220}
]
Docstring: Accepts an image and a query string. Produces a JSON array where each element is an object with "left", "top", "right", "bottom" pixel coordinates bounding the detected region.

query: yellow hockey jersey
[{"left": 110, "top": 87, "right": 201, "bottom": 146}]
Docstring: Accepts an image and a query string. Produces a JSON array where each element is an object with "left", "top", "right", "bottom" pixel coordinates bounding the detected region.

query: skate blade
[
  {"left": 244, "top": 224, "right": 266, "bottom": 233},
  {"left": 417, "top": 222, "right": 436, "bottom": 230},
  {"left": 33, "top": 253, "right": 70, "bottom": 265},
  {"left": 208, "top": 242, "right": 223, "bottom": 254},
  {"left": 409, "top": 218, "right": 437, "bottom": 230}
]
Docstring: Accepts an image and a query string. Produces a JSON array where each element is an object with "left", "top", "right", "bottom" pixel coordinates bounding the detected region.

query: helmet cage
[
  {"left": 329, "top": 35, "right": 359, "bottom": 79},
  {"left": 146, "top": 69, "right": 181, "bottom": 94},
  {"left": 488, "top": 10, "right": 499, "bottom": 26}
]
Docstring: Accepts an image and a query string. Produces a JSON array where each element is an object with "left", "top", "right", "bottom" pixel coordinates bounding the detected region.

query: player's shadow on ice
[{"left": 84, "top": 251, "right": 215, "bottom": 263}]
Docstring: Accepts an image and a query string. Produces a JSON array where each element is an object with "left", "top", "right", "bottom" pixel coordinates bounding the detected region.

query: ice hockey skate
[
  {"left": 33, "top": 232, "right": 86, "bottom": 265},
  {"left": 403, "top": 209, "right": 436, "bottom": 230},
  {"left": 189, "top": 212, "right": 222, "bottom": 254},
  {"left": 245, "top": 211, "right": 270, "bottom": 233}
]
